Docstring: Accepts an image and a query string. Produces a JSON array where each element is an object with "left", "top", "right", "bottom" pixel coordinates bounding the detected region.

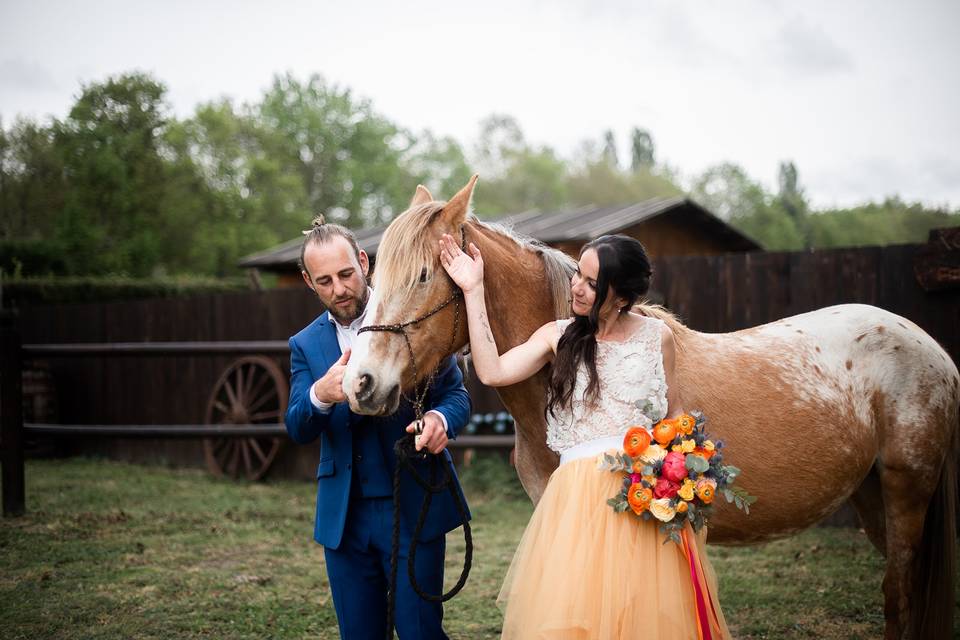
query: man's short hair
[{"left": 299, "top": 215, "right": 362, "bottom": 275}]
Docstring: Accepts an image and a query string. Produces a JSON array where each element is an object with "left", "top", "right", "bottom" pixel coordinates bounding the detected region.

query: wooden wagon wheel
[{"left": 203, "top": 356, "right": 287, "bottom": 480}]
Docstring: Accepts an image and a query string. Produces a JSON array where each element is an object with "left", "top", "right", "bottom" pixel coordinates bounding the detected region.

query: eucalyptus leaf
[{"left": 686, "top": 455, "right": 709, "bottom": 473}]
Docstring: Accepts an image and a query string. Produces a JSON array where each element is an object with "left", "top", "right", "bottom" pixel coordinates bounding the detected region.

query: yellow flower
[
  {"left": 642, "top": 474, "right": 658, "bottom": 487},
  {"left": 679, "top": 479, "right": 696, "bottom": 501},
  {"left": 680, "top": 439, "right": 696, "bottom": 453},
  {"left": 704, "top": 440, "right": 715, "bottom": 451},
  {"left": 676, "top": 501, "right": 689, "bottom": 513},
  {"left": 640, "top": 444, "right": 667, "bottom": 464},
  {"left": 650, "top": 498, "right": 677, "bottom": 522}
]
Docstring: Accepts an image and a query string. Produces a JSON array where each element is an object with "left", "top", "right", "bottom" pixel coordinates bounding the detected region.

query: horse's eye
[{"left": 419, "top": 267, "right": 429, "bottom": 283}]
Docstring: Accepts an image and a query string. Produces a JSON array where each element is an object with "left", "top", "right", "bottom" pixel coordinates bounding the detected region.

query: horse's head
[{"left": 343, "top": 176, "right": 478, "bottom": 416}]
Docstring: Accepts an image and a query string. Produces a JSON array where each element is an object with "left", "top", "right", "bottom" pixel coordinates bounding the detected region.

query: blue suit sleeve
[
  {"left": 426, "top": 356, "right": 472, "bottom": 440},
  {"left": 284, "top": 336, "right": 333, "bottom": 444}
]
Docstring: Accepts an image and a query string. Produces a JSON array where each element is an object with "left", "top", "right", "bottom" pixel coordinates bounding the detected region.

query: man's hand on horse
[
  {"left": 405, "top": 412, "right": 449, "bottom": 454},
  {"left": 314, "top": 348, "right": 351, "bottom": 404}
]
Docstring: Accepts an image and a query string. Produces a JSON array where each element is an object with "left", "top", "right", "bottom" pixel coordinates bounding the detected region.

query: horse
[{"left": 342, "top": 176, "right": 960, "bottom": 640}]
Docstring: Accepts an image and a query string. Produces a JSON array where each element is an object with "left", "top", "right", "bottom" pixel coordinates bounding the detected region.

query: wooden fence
[{"left": 7, "top": 241, "right": 960, "bottom": 486}]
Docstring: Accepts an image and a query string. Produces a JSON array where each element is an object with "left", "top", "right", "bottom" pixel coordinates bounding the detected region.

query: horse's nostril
[{"left": 355, "top": 372, "right": 375, "bottom": 400}]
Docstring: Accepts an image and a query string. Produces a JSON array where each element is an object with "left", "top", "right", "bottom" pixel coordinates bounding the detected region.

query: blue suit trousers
[{"left": 324, "top": 496, "right": 448, "bottom": 640}]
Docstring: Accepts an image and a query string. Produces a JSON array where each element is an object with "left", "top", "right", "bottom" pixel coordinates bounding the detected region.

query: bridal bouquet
[{"left": 599, "top": 411, "right": 755, "bottom": 545}]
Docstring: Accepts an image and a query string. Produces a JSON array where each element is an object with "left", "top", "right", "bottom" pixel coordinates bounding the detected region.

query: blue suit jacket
[{"left": 285, "top": 312, "right": 472, "bottom": 550}]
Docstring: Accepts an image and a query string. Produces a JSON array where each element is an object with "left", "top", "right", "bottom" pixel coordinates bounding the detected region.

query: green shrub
[{"left": 0, "top": 274, "right": 249, "bottom": 307}]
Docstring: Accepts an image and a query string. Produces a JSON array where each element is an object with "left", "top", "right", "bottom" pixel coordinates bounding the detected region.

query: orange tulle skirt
[{"left": 498, "top": 455, "right": 731, "bottom": 640}]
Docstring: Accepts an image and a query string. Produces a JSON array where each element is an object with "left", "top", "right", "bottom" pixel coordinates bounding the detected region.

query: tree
[
  {"left": 256, "top": 72, "right": 414, "bottom": 227},
  {"left": 807, "top": 197, "right": 960, "bottom": 248},
  {"left": 690, "top": 162, "right": 803, "bottom": 250},
  {"left": 402, "top": 131, "right": 473, "bottom": 203},
  {"left": 472, "top": 114, "right": 526, "bottom": 180},
  {"left": 160, "top": 98, "right": 306, "bottom": 276},
  {"left": 602, "top": 130, "right": 619, "bottom": 169},
  {"left": 630, "top": 128, "right": 655, "bottom": 171},
  {"left": 53, "top": 72, "right": 171, "bottom": 275},
  {"left": 775, "top": 160, "right": 810, "bottom": 246},
  {"left": 474, "top": 146, "right": 569, "bottom": 216},
  {"left": 0, "top": 116, "right": 65, "bottom": 243}
]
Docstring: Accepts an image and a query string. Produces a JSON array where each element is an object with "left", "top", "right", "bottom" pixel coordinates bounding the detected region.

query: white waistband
[{"left": 559, "top": 435, "right": 623, "bottom": 465}]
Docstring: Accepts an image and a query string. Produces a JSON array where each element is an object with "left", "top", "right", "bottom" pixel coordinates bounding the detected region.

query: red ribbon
[{"left": 681, "top": 527, "right": 718, "bottom": 640}]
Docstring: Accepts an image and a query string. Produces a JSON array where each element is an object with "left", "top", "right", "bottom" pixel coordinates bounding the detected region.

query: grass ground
[{"left": 1, "top": 456, "right": 957, "bottom": 639}]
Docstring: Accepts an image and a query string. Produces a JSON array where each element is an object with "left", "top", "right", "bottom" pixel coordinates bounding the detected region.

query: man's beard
[{"left": 327, "top": 286, "right": 370, "bottom": 324}]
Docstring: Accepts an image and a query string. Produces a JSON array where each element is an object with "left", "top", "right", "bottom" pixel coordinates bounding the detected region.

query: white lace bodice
[{"left": 545, "top": 315, "right": 669, "bottom": 454}]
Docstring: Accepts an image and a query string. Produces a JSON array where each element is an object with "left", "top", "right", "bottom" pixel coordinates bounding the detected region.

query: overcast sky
[{"left": 2, "top": 0, "right": 958, "bottom": 209}]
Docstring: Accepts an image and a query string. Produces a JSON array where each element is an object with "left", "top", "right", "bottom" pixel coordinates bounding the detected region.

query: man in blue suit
[{"left": 284, "top": 216, "right": 471, "bottom": 640}]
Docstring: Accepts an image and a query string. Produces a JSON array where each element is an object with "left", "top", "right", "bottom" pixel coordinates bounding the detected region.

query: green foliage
[
  {"left": 53, "top": 72, "right": 171, "bottom": 276},
  {"left": 2, "top": 69, "right": 956, "bottom": 283},
  {"left": 807, "top": 197, "right": 960, "bottom": 248},
  {"left": 630, "top": 127, "right": 655, "bottom": 170},
  {"left": 0, "top": 274, "right": 248, "bottom": 307},
  {"left": 0, "top": 239, "right": 66, "bottom": 275},
  {"left": 691, "top": 160, "right": 960, "bottom": 251},
  {"left": 0, "top": 71, "right": 475, "bottom": 279},
  {"left": 0, "top": 116, "right": 65, "bottom": 241},
  {"left": 567, "top": 161, "right": 683, "bottom": 209}
]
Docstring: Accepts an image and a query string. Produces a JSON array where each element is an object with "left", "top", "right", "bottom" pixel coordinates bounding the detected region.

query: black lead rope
[
  {"left": 357, "top": 227, "right": 473, "bottom": 639},
  {"left": 386, "top": 437, "right": 473, "bottom": 636}
]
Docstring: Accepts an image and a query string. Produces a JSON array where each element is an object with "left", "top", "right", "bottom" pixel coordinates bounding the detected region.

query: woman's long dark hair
[{"left": 546, "top": 235, "right": 652, "bottom": 420}]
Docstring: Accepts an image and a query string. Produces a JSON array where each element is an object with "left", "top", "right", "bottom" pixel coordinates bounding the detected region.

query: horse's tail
[{"left": 912, "top": 399, "right": 959, "bottom": 639}]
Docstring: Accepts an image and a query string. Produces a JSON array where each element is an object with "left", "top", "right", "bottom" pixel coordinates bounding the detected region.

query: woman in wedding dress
[{"left": 439, "top": 232, "right": 730, "bottom": 640}]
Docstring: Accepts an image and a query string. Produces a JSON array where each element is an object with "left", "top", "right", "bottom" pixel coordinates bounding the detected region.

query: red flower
[
  {"left": 654, "top": 478, "right": 680, "bottom": 499},
  {"left": 662, "top": 451, "right": 688, "bottom": 483}
]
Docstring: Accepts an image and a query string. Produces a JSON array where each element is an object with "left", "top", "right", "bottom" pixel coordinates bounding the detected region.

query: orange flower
[
  {"left": 676, "top": 501, "right": 689, "bottom": 513},
  {"left": 627, "top": 483, "right": 654, "bottom": 515},
  {"left": 677, "top": 414, "right": 696, "bottom": 435},
  {"left": 695, "top": 478, "right": 717, "bottom": 504},
  {"left": 652, "top": 419, "right": 678, "bottom": 446},
  {"left": 623, "top": 426, "right": 652, "bottom": 458},
  {"left": 693, "top": 447, "right": 715, "bottom": 461},
  {"left": 642, "top": 474, "right": 658, "bottom": 487}
]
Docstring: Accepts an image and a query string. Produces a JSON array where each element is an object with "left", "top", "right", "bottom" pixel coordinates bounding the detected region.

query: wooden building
[{"left": 238, "top": 197, "right": 762, "bottom": 286}]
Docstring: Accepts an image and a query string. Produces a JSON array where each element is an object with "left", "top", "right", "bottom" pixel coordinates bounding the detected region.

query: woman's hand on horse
[{"left": 439, "top": 234, "right": 484, "bottom": 293}]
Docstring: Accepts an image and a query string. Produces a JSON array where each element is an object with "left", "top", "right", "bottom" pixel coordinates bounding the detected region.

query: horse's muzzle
[{"left": 345, "top": 368, "right": 400, "bottom": 416}]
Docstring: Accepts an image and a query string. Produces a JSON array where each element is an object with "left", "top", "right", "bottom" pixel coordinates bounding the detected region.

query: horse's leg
[
  {"left": 849, "top": 465, "right": 886, "bottom": 554},
  {"left": 877, "top": 463, "right": 931, "bottom": 639},
  {"left": 876, "top": 421, "right": 956, "bottom": 640}
]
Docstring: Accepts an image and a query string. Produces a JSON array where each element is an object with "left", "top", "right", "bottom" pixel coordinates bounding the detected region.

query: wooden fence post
[{"left": 1, "top": 309, "right": 25, "bottom": 517}]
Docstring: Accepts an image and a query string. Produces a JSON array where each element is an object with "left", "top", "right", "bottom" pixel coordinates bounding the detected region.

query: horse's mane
[
  {"left": 635, "top": 302, "right": 691, "bottom": 352},
  {"left": 373, "top": 202, "right": 576, "bottom": 320},
  {"left": 471, "top": 217, "right": 575, "bottom": 320},
  {"left": 373, "top": 202, "right": 446, "bottom": 295}
]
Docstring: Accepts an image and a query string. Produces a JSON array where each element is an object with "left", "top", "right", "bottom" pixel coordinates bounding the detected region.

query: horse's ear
[
  {"left": 441, "top": 174, "right": 479, "bottom": 225},
  {"left": 409, "top": 184, "right": 434, "bottom": 207}
]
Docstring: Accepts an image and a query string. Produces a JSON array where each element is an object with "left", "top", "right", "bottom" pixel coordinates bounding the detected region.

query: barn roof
[{"left": 238, "top": 197, "right": 761, "bottom": 270}]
